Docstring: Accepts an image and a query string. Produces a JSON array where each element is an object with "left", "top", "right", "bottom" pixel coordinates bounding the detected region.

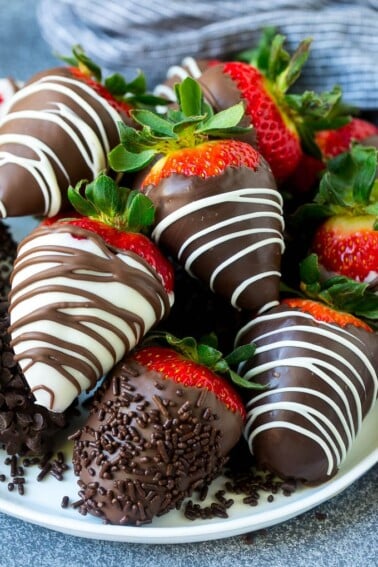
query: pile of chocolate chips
[
  {"left": 0, "top": 301, "right": 74, "bottom": 456},
  {"left": 0, "top": 221, "right": 17, "bottom": 301}
]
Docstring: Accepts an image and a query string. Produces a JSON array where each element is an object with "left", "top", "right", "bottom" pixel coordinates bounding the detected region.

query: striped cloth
[{"left": 37, "top": 0, "right": 378, "bottom": 109}]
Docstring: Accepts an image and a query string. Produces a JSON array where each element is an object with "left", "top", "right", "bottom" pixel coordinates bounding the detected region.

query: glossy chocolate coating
[
  {"left": 236, "top": 303, "right": 378, "bottom": 483},
  {"left": 198, "top": 64, "right": 257, "bottom": 148},
  {"left": 9, "top": 222, "right": 172, "bottom": 412},
  {"left": 72, "top": 355, "right": 243, "bottom": 525},
  {"left": 0, "top": 67, "right": 123, "bottom": 217},
  {"left": 142, "top": 162, "right": 284, "bottom": 312}
]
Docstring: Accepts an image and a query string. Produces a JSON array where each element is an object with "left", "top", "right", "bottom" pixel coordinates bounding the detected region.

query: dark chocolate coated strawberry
[
  {"left": 236, "top": 299, "right": 378, "bottom": 483},
  {"left": 71, "top": 334, "right": 250, "bottom": 525},
  {"left": 110, "top": 77, "right": 285, "bottom": 312}
]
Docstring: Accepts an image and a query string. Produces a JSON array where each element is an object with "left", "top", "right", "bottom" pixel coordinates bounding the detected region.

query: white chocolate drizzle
[
  {"left": 152, "top": 187, "right": 284, "bottom": 308},
  {"left": 0, "top": 74, "right": 122, "bottom": 217},
  {"left": 237, "top": 307, "right": 378, "bottom": 477}
]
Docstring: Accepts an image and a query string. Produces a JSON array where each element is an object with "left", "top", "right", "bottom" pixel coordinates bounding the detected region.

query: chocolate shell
[
  {"left": 0, "top": 77, "right": 19, "bottom": 119},
  {"left": 0, "top": 67, "right": 123, "bottom": 218},
  {"left": 71, "top": 354, "right": 243, "bottom": 525},
  {"left": 142, "top": 162, "right": 284, "bottom": 312},
  {"left": 8, "top": 222, "right": 173, "bottom": 412},
  {"left": 235, "top": 303, "right": 378, "bottom": 483}
]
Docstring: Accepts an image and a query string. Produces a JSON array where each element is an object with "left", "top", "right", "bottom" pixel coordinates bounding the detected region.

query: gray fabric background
[{"left": 37, "top": 0, "right": 378, "bottom": 108}]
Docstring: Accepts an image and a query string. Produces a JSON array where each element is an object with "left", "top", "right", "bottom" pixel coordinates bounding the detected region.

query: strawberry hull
[
  {"left": 0, "top": 68, "right": 122, "bottom": 217},
  {"left": 8, "top": 223, "right": 173, "bottom": 413},
  {"left": 71, "top": 353, "right": 244, "bottom": 525},
  {"left": 142, "top": 163, "right": 284, "bottom": 312},
  {"left": 235, "top": 303, "right": 378, "bottom": 483}
]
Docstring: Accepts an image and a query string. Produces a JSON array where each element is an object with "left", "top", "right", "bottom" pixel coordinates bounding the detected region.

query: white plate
[
  {"left": 0, "top": 400, "right": 376, "bottom": 544},
  {"left": 1, "top": 217, "right": 377, "bottom": 544}
]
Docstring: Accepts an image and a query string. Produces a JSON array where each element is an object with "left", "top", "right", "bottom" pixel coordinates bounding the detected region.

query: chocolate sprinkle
[{"left": 71, "top": 355, "right": 243, "bottom": 525}]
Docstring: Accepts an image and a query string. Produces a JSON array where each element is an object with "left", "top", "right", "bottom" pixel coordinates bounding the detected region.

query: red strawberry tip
[
  {"left": 283, "top": 297, "right": 373, "bottom": 332},
  {"left": 134, "top": 341, "right": 248, "bottom": 418},
  {"left": 143, "top": 331, "right": 266, "bottom": 395}
]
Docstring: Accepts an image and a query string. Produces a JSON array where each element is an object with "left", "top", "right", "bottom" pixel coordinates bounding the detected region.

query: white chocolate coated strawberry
[{"left": 9, "top": 223, "right": 173, "bottom": 412}]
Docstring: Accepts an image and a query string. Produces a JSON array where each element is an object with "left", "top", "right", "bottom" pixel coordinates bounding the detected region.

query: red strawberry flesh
[
  {"left": 312, "top": 215, "right": 378, "bottom": 286},
  {"left": 316, "top": 118, "right": 378, "bottom": 159},
  {"left": 134, "top": 346, "right": 246, "bottom": 418},
  {"left": 283, "top": 297, "right": 373, "bottom": 332},
  {"left": 217, "top": 62, "right": 302, "bottom": 183},
  {"left": 56, "top": 217, "right": 175, "bottom": 293},
  {"left": 141, "top": 139, "right": 261, "bottom": 189}
]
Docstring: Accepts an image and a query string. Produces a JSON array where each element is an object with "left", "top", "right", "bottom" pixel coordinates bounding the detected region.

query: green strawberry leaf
[
  {"left": 314, "top": 144, "right": 378, "bottom": 213},
  {"left": 224, "top": 344, "right": 256, "bottom": 366},
  {"left": 236, "top": 26, "right": 277, "bottom": 72},
  {"left": 143, "top": 330, "right": 267, "bottom": 390},
  {"left": 175, "top": 77, "right": 203, "bottom": 118},
  {"left": 104, "top": 73, "right": 131, "bottom": 97},
  {"left": 277, "top": 37, "right": 312, "bottom": 93},
  {"left": 126, "top": 190, "right": 155, "bottom": 231},
  {"left": 352, "top": 144, "right": 377, "bottom": 204},
  {"left": 67, "top": 181, "right": 98, "bottom": 217},
  {"left": 84, "top": 174, "right": 121, "bottom": 217},
  {"left": 108, "top": 144, "right": 156, "bottom": 173},
  {"left": 197, "top": 102, "right": 247, "bottom": 133},
  {"left": 131, "top": 109, "right": 176, "bottom": 138},
  {"left": 124, "top": 71, "right": 147, "bottom": 95},
  {"left": 300, "top": 253, "right": 378, "bottom": 326},
  {"left": 68, "top": 173, "right": 155, "bottom": 232},
  {"left": 228, "top": 369, "right": 268, "bottom": 390},
  {"left": 266, "top": 33, "right": 290, "bottom": 81},
  {"left": 64, "top": 45, "right": 102, "bottom": 83}
]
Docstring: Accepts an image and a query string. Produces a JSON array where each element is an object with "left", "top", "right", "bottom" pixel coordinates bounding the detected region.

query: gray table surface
[{"left": 0, "top": 2, "right": 377, "bottom": 566}]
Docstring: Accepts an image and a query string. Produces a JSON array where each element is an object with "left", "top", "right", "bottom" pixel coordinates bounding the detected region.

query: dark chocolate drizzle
[
  {"left": 0, "top": 68, "right": 123, "bottom": 217},
  {"left": 8, "top": 223, "right": 172, "bottom": 412}
]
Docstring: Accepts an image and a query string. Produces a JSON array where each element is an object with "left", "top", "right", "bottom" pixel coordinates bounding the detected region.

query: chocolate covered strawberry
[
  {"left": 71, "top": 333, "right": 257, "bottom": 525},
  {"left": 198, "top": 30, "right": 348, "bottom": 184},
  {"left": 110, "top": 77, "right": 285, "bottom": 313},
  {"left": 235, "top": 298, "right": 378, "bottom": 483},
  {"left": 8, "top": 174, "right": 174, "bottom": 413},
  {"left": 0, "top": 46, "right": 163, "bottom": 218}
]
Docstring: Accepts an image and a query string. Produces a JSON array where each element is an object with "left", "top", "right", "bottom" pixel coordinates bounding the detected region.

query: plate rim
[{"left": 0, "top": 405, "right": 376, "bottom": 544}]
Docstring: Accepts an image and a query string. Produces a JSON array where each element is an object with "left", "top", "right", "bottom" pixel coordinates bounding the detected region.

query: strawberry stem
[
  {"left": 68, "top": 173, "right": 155, "bottom": 233},
  {"left": 300, "top": 253, "right": 378, "bottom": 327},
  {"left": 59, "top": 44, "right": 168, "bottom": 107},
  {"left": 108, "top": 77, "right": 252, "bottom": 174}
]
